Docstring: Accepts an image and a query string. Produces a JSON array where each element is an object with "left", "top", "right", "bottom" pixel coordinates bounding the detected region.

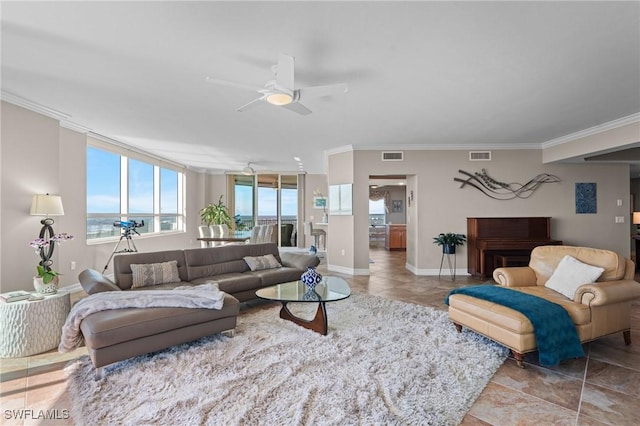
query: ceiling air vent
[
  {"left": 469, "top": 151, "right": 492, "bottom": 161},
  {"left": 382, "top": 151, "right": 403, "bottom": 161}
]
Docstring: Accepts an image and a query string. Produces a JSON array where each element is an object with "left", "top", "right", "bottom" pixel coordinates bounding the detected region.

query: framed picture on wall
[
  {"left": 391, "top": 199, "right": 403, "bottom": 213},
  {"left": 313, "top": 197, "right": 327, "bottom": 210}
]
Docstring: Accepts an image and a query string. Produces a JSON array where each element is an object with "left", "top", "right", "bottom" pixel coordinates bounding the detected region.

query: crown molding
[
  {"left": 326, "top": 143, "right": 541, "bottom": 154},
  {"left": 60, "top": 120, "right": 92, "bottom": 134},
  {"left": 541, "top": 112, "right": 640, "bottom": 149},
  {"left": 352, "top": 143, "right": 541, "bottom": 151},
  {"left": 1, "top": 90, "right": 71, "bottom": 121}
]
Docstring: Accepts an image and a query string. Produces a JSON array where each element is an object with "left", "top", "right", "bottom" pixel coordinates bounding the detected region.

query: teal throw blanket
[{"left": 445, "top": 285, "right": 584, "bottom": 366}]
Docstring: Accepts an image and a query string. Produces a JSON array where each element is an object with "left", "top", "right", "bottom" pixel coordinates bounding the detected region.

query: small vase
[
  {"left": 33, "top": 276, "right": 59, "bottom": 295},
  {"left": 302, "top": 289, "right": 320, "bottom": 301},
  {"left": 301, "top": 266, "right": 322, "bottom": 291}
]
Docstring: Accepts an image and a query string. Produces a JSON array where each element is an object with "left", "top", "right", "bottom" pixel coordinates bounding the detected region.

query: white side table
[{"left": 0, "top": 290, "right": 71, "bottom": 357}]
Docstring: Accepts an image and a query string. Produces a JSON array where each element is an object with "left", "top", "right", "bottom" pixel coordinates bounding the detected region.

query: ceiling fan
[
  {"left": 242, "top": 163, "right": 255, "bottom": 175},
  {"left": 206, "top": 53, "right": 348, "bottom": 115}
]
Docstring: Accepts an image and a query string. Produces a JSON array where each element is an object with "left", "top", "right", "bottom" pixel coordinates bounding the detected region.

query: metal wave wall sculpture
[{"left": 454, "top": 169, "right": 560, "bottom": 200}]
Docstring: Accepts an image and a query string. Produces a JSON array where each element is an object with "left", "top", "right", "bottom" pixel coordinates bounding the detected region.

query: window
[
  {"left": 232, "top": 174, "right": 299, "bottom": 245},
  {"left": 87, "top": 145, "right": 185, "bottom": 240},
  {"left": 369, "top": 199, "right": 385, "bottom": 225}
]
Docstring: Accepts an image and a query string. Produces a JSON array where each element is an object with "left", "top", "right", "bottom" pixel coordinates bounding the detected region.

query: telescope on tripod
[{"left": 102, "top": 220, "right": 144, "bottom": 273}]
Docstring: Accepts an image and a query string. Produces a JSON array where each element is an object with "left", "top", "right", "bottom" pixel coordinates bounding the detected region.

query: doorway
[
  {"left": 232, "top": 173, "right": 299, "bottom": 246},
  {"left": 368, "top": 176, "right": 407, "bottom": 269}
]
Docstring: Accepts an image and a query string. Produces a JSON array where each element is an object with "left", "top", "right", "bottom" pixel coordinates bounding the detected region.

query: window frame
[{"left": 86, "top": 140, "right": 186, "bottom": 242}]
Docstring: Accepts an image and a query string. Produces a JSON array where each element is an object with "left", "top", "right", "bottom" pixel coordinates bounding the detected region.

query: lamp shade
[
  {"left": 633, "top": 212, "right": 640, "bottom": 225},
  {"left": 30, "top": 194, "right": 64, "bottom": 216}
]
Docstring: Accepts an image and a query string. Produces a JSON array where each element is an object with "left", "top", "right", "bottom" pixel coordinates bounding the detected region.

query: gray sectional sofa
[{"left": 77, "top": 243, "right": 320, "bottom": 375}]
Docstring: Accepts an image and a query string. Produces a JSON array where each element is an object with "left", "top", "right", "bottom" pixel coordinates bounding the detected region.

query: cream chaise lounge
[{"left": 448, "top": 245, "right": 640, "bottom": 367}]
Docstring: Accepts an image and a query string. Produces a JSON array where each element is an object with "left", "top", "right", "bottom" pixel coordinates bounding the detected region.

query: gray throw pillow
[
  {"left": 244, "top": 254, "right": 282, "bottom": 271},
  {"left": 130, "top": 260, "right": 181, "bottom": 288}
]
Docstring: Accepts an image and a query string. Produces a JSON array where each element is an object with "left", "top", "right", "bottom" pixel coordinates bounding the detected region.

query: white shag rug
[{"left": 65, "top": 292, "right": 508, "bottom": 425}]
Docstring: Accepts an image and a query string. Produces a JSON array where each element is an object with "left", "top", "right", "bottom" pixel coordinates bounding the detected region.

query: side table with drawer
[{"left": 0, "top": 290, "right": 71, "bottom": 358}]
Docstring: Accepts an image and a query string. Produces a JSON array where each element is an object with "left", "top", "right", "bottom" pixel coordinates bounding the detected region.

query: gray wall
[{"left": 327, "top": 148, "right": 631, "bottom": 275}]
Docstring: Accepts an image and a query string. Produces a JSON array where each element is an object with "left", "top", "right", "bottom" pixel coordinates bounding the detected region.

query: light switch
[
  {"left": 615, "top": 216, "right": 625, "bottom": 223},
  {"left": 617, "top": 199, "right": 623, "bottom": 207}
]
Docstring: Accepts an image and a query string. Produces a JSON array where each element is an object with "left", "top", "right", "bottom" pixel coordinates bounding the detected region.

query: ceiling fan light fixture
[
  {"left": 265, "top": 92, "right": 293, "bottom": 106},
  {"left": 242, "top": 163, "right": 255, "bottom": 175}
]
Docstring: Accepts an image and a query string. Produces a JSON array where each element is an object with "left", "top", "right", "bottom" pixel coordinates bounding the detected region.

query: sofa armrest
[
  {"left": 280, "top": 252, "right": 320, "bottom": 270},
  {"left": 574, "top": 280, "right": 640, "bottom": 306},
  {"left": 493, "top": 267, "right": 537, "bottom": 287},
  {"left": 78, "top": 269, "right": 122, "bottom": 294}
]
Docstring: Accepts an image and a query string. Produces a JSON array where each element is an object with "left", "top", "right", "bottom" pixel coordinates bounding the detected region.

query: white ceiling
[{"left": 2, "top": 1, "right": 639, "bottom": 174}]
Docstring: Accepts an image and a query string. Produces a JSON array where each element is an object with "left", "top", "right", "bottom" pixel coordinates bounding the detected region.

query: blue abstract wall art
[{"left": 575, "top": 183, "right": 597, "bottom": 214}]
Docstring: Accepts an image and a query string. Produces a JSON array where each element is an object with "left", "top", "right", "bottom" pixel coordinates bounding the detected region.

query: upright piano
[{"left": 467, "top": 217, "right": 562, "bottom": 279}]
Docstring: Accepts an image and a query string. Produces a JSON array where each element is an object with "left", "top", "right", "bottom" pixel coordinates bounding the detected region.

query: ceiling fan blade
[
  {"left": 205, "top": 76, "right": 261, "bottom": 92},
  {"left": 236, "top": 97, "right": 265, "bottom": 112},
  {"left": 281, "top": 102, "right": 312, "bottom": 115},
  {"left": 298, "top": 83, "right": 348, "bottom": 100},
  {"left": 276, "top": 53, "right": 295, "bottom": 91}
]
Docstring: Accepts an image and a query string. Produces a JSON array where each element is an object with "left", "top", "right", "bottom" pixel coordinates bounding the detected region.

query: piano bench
[{"left": 494, "top": 255, "right": 529, "bottom": 269}]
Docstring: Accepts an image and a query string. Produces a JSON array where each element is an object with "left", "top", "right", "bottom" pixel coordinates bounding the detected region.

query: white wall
[{"left": 0, "top": 102, "right": 215, "bottom": 293}]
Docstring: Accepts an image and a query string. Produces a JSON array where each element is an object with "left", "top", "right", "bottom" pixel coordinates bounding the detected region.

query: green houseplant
[
  {"left": 200, "top": 195, "right": 233, "bottom": 227},
  {"left": 433, "top": 233, "right": 466, "bottom": 254}
]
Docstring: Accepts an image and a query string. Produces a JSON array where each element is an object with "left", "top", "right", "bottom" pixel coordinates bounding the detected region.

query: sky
[{"left": 87, "top": 147, "right": 178, "bottom": 214}]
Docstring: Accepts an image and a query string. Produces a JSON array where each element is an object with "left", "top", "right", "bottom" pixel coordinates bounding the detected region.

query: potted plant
[
  {"left": 200, "top": 195, "right": 233, "bottom": 227},
  {"left": 29, "top": 233, "right": 73, "bottom": 294},
  {"left": 433, "top": 233, "right": 466, "bottom": 254}
]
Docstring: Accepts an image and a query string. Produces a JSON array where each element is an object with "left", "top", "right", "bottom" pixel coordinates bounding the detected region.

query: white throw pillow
[{"left": 544, "top": 255, "right": 605, "bottom": 299}]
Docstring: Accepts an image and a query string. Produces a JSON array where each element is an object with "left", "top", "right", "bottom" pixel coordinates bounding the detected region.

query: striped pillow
[
  {"left": 243, "top": 254, "right": 282, "bottom": 271},
  {"left": 130, "top": 260, "right": 181, "bottom": 288}
]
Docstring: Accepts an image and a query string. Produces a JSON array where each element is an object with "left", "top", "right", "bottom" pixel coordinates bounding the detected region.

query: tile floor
[{"left": 1, "top": 246, "right": 638, "bottom": 425}]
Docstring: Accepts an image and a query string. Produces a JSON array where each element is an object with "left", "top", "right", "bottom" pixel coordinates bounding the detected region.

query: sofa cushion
[
  {"left": 544, "top": 255, "right": 604, "bottom": 300},
  {"left": 184, "top": 243, "right": 282, "bottom": 281},
  {"left": 249, "top": 267, "right": 304, "bottom": 287},
  {"left": 190, "top": 273, "right": 262, "bottom": 294},
  {"left": 244, "top": 254, "right": 282, "bottom": 271},
  {"left": 530, "top": 246, "right": 625, "bottom": 285},
  {"left": 130, "top": 260, "right": 181, "bottom": 289},
  {"left": 514, "top": 286, "right": 591, "bottom": 325},
  {"left": 113, "top": 250, "right": 187, "bottom": 290},
  {"left": 80, "top": 293, "right": 240, "bottom": 350},
  {"left": 78, "top": 269, "right": 122, "bottom": 295}
]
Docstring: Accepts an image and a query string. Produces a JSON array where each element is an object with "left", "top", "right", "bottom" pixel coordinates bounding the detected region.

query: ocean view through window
[
  {"left": 232, "top": 174, "right": 299, "bottom": 245},
  {"left": 87, "top": 145, "right": 185, "bottom": 240}
]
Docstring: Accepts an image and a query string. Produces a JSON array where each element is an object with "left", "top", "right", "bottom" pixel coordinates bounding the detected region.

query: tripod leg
[
  {"left": 103, "top": 236, "right": 125, "bottom": 273},
  {"left": 128, "top": 236, "right": 138, "bottom": 253}
]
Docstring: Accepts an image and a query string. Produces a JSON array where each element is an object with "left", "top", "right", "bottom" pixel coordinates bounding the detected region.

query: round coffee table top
[{"left": 256, "top": 276, "right": 350, "bottom": 303}]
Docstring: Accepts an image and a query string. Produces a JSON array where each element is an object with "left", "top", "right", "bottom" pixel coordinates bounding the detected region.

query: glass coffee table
[{"left": 256, "top": 276, "right": 351, "bottom": 335}]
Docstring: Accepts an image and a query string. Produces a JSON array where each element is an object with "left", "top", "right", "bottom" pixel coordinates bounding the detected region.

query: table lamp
[{"left": 30, "top": 193, "right": 65, "bottom": 265}]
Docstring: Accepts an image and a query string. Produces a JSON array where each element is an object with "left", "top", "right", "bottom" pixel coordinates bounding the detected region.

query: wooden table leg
[{"left": 279, "top": 301, "right": 328, "bottom": 335}]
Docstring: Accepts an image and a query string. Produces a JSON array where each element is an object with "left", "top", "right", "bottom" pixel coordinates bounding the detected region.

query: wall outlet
[
  {"left": 615, "top": 216, "right": 625, "bottom": 223},
  {"left": 617, "top": 199, "right": 623, "bottom": 207},
  {"left": 70, "top": 261, "right": 76, "bottom": 270}
]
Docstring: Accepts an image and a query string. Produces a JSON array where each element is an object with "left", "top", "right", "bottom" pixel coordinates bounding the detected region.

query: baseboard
[
  {"left": 405, "top": 263, "right": 469, "bottom": 277},
  {"left": 327, "top": 264, "right": 370, "bottom": 276}
]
